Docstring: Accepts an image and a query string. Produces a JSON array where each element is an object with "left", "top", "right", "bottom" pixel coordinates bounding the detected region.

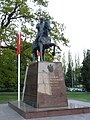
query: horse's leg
[
  {"left": 32, "top": 48, "right": 37, "bottom": 61},
  {"left": 32, "top": 50, "right": 35, "bottom": 61},
  {"left": 32, "top": 42, "right": 36, "bottom": 61},
  {"left": 42, "top": 48, "right": 45, "bottom": 61}
]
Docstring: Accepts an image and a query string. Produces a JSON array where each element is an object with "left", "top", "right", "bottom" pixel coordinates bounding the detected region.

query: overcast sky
[{"left": 47, "top": 0, "right": 90, "bottom": 63}]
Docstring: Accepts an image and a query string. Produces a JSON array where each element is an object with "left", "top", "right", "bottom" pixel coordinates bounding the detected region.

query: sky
[{"left": 47, "top": 0, "right": 90, "bottom": 64}]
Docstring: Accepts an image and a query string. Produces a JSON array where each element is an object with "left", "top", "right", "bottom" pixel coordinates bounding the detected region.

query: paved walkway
[{"left": 0, "top": 100, "right": 90, "bottom": 120}]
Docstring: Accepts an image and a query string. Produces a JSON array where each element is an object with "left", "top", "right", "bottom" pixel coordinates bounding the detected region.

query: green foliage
[
  {"left": 0, "top": 41, "right": 32, "bottom": 91},
  {"left": 65, "top": 62, "right": 73, "bottom": 87},
  {"left": 0, "top": 49, "right": 17, "bottom": 90},
  {"left": 33, "top": 0, "right": 48, "bottom": 7},
  {"left": 0, "top": 0, "right": 69, "bottom": 91},
  {"left": 44, "top": 49, "right": 54, "bottom": 62},
  {"left": 65, "top": 51, "right": 73, "bottom": 87},
  {"left": 81, "top": 50, "right": 90, "bottom": 92},
  {"left": 62, "top": 53, "right": 66, "bottom": 77},
  {"left": 73, "top": 55, "right": 82, "bottom": 86},
  {"left": 63, "top": 51, "right": 82, "bottom": 88},
  {"left": 0, "top": 0, "right": 69, "bottom": 51}
]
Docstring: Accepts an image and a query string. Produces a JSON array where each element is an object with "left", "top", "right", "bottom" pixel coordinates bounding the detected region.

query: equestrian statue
[{"left": 32, "top": 17, "right": 56, "bottom": 61}]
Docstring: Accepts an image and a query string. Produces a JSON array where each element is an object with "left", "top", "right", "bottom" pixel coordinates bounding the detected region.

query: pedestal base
[
  {"left": 8, "top": 62, "right": 90, "bottom": 119},
  {"left": 22, "top": 62, "right": 68, "bottom": 108},
  {"left": 8, "top": 100, "right": 90, "bottom": 119}
]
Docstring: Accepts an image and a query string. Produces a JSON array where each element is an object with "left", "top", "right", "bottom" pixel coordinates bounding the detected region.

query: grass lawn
[
  {"left": 67, "top": 92, "right": 90, "bottom": 102},
  {"left": 0, "top": 92, "right": 18, "bottom": 104},
  {"left": 0, "top": 92, "right": 90, "bottom": 104}
]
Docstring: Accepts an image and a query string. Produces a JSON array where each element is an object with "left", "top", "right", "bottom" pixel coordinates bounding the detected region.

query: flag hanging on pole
[
  {"left": 16, "top": 32, "right": 21, "bottom": 102},
  {"left": 37, "top": 51, "right": 40, "bottom": 61},
  {"left": 16, "top": 32, "right": 21, "bottom": 55}
]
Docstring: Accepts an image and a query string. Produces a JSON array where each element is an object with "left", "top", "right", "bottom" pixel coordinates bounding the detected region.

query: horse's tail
[
  {"left": 52, "top": 45, "right": 56, "bottom": 56},
  {"left": 52, "top": 44, "right": 61, "bottom": 56}
]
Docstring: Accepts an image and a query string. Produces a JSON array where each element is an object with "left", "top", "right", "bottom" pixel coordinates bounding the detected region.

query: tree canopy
[
  {"left": 81, "top": 50, "right": 90, "bottom": 92},
  {"left": 0, "top": 0, "right": 69, "bottom": 91},
  {"left": 0, "top": 0, "right": 68, "bottom": 50}
]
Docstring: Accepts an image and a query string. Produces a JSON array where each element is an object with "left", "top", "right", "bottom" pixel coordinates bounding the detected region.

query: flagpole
[
  {"left": 17, "top": 31, "right": 21, "bottom": 102},
  {"left": 18, "top": 53, "right": 20, "bottom": 101}
]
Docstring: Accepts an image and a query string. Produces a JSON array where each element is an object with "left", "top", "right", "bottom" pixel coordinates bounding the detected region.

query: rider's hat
[{"left": 39, "top": 17, "right": 44, "bottom": 21}]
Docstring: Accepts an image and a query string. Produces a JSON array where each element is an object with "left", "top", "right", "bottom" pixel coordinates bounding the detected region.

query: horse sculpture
[{"left": 32, "top": 18, "right": 56, "bottom": 61}]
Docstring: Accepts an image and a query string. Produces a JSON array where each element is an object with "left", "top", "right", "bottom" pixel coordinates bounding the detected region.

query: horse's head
[
  {"left": 42, "top": 19, "right": 51, "bottom": 37},
  {"left": 44, "top": 19, "right": 51, "bottom": 31}
]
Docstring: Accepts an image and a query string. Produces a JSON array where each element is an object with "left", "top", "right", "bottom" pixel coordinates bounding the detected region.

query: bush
[{"left": 0, "top": 87, "right": 17, "bottom": 92}]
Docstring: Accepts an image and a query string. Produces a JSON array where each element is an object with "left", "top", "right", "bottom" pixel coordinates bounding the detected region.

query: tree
[
  {"left": 0, "top": 0, "right": 48, "bottom": 91},
  {"left": 0, "top": 0, "right": 69, "bottom": 91},
  {"left": 0, "top": 0, "right": 49, "bottom": 50},
  {"left": 62, "top": 52, "right": 66, "bottom": 77},
  {"left": 83, "top": 49, "right": 87, "bottom": 59},
  {"left": 81, "top": 49, "right": 90, "bottom": 92},
  {"left": 0, "top": 0, "right": 68, "bottom": 50},
  {"left": 0, "top": 48, "right": 17, "bottom": 91},
  {"left": 0, "top": 0, "right": 69, "bottom": 63},
  {"left": 74, "top": 54, "right": 81, "bottom": 87},
  {"left": 65, "top": 50, "right": 73, "bottom": 87}
]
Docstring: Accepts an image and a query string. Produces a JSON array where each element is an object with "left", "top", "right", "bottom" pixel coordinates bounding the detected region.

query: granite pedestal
[
  {"left": 8, "top": 100, "right": 90, "bottom": 119},
  {"left": 22, "top": 62, "right": 68, "bottom": 108}
]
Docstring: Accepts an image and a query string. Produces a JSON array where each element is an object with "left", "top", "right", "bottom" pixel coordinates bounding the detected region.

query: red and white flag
[
  {"left": 16, "top": 32, "right": 21, "bottom": 102},
  {"left": 16, "top": 32, "right": 21, "bottom": 55},
  {"left": 38, "top": 51, "right": 40, "bottom": 61}
]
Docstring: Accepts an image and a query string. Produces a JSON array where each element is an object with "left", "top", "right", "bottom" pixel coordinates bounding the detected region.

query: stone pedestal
[{"left": 22, "top": 62, "right": 68, "bottom": 108}]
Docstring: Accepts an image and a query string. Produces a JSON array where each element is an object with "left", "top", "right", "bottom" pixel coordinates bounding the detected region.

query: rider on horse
[
  {"left": 32, "top": 18, "right": 54, "bottom": 61},
  {"left": 38, "top": 18, "right": 51, "bottom": 45},
  {"left": 32, "top": 18, "right": 51, "bottom": 48},
  {"left": 36, "top": 17, "right": 44, "bottom": 42}
]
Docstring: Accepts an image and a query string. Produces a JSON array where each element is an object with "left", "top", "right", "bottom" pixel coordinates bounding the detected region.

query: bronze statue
[{"left": 32, "top": 18, "right": 56, "bottom": 61}]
